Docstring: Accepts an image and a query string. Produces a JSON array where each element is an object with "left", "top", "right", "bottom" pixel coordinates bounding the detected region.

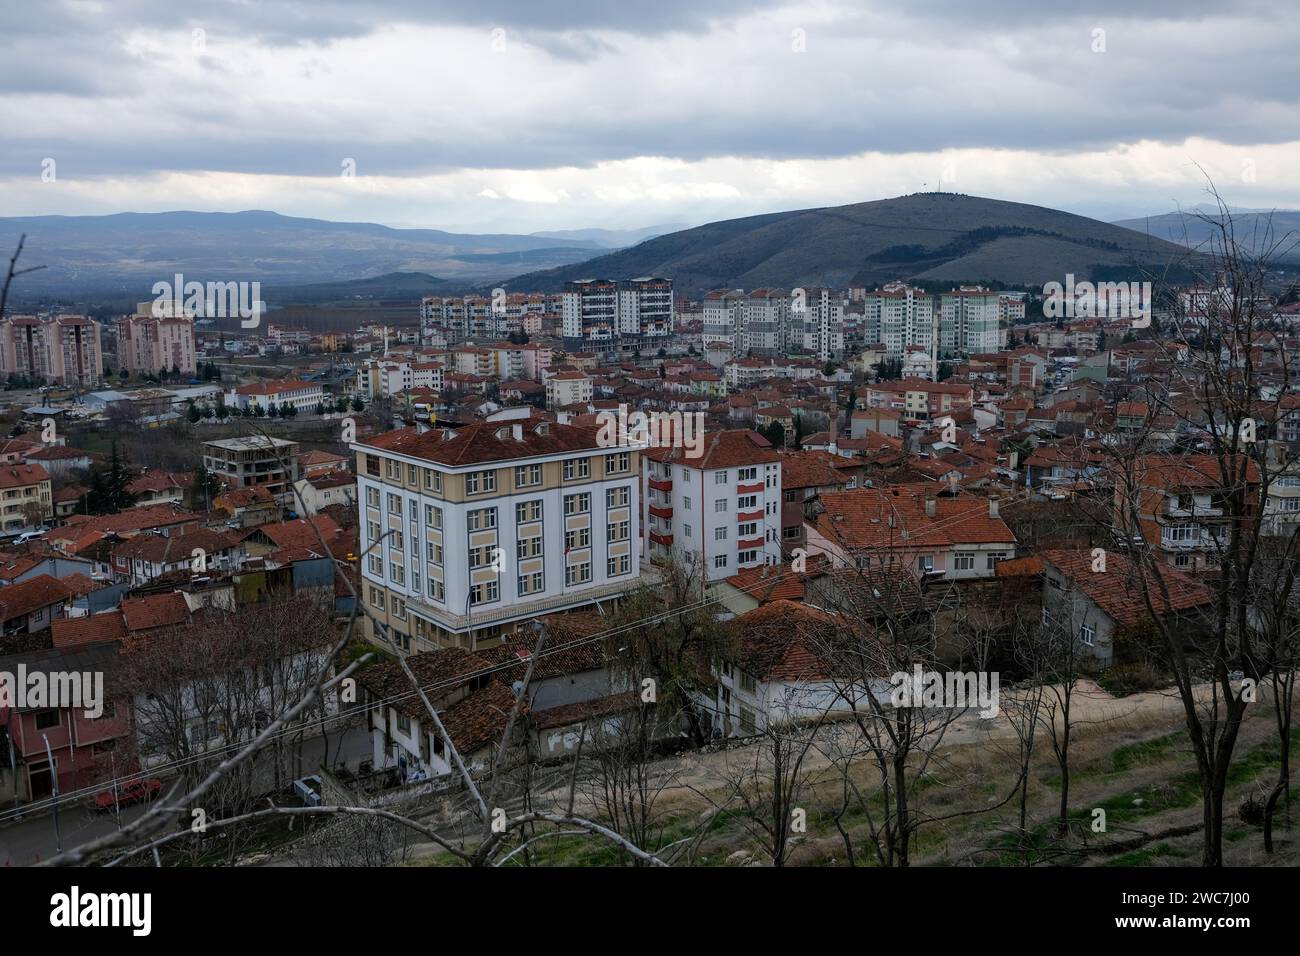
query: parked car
[{"left": 92, "top": 777, "right": 162, "bottom": 813}]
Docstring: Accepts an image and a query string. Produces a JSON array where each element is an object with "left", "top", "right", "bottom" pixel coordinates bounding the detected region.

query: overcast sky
[{"left": 1, "top": 0, "right": 1296, "bottom": 233}]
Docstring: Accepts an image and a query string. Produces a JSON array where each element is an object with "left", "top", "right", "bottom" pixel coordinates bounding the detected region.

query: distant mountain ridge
[
  {"left": 501, "top": 193, "right": 1201, "bottom": 297},
  {"left": 0, "top": 210, "right": 616, "bottom": 301},
  {"left": 1112, "top": 209, "right": 1300, "bottom": 263}
]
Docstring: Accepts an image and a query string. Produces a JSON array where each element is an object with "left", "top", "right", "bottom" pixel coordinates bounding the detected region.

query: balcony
[
  {"left": 648, "top": 505, "right": 673, "bottom": 520},
  {"left": 648, "top": 477, "right": 673, "bottom": 493},
  {"left": 649, "top": 531, "right": 674, "bottom": 547},
  {"left": 736, "top": 510, "right": 763, "bottom": 521},
  {"left": 737, "top": 482, "right": 764, "bottom": 494},
  {"left": 737, "top": 537, "right": 765, "bottom": 550}
]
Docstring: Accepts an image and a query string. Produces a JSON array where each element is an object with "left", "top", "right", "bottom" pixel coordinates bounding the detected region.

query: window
[
  {"left": 784, "top": 489, "right": 797, "bottom": 503},
  {"left": 1175, "top": 553, "right": 1192, "bottom": 567},
  {"left": 466, "top": 470, "right": 496, "bottom": 495},
  {"left": 714, "top": 498, "right": 728, "bottom": 513},
  {"left": 917, "top": 555, "right": 934, "bottom": 573},
  {"left": 607, "top": 553, "right": 630, "bottom": 577},
  {"left": 395, "top": 713, "right": 411, "bottom": 735},
  {"left": 423, "top": 468, "right": 441, "bottom": 492},
  {"left": 715, "top": 470, "right": 728, "bottom": 484},
  {"left": 954, "top": 552, "right": 975, "bottom": 571},
  {"left": 605, "top": 452, "right": 630, "bottom": 474},
  {"left": 985, "top": 552, "right": 1008, "bottom": 570},
  {"left": 428, "top": 577, "right": 445, "bottom": 601},
  {"left": 391, "top": 596, "right": 407, "bottom": 620},
  {"left": 565, "top": 527, "right": 591, "bottom": 551},
  {"left": 606, "top": 486, "right": 629, "bottom": 509},
  {"left": 738, "top": 466, "right": 757, "bottom": 482},
  {"left": 390, "top": 529, "right": 404, "bottom": 551},
  {"left": 783, "top": 526, "right": 800, "bottom": 539},
  {"left": 516, "top": 500, "right": 542, "bottom": 523},
  {"left": 387, "top": 493, "right": 402, "bottom": 515},
  {"left": 739, "top": 672, "right": 757, "bottom": 694},
  {"left": 427, "top": 541, "right": 443, "bottom": 565},
  {"left": 563, "top": 458, "right": 590, "bottom": 480},
  {"left": 365, "top": 487, "right": 379, "bottom": 508},
  {"left": 738, "top": 549, "right": 758, "bottom": 564},
  {"left": 408, "top": 499, "right": 419, "bottom": 519},
  {"left": 367, "top": 519, "right": 381, "bottom": 543},
  {"left": 470, "top": 580, "right": 499, "bottom": 605},
  {"left": 469, "top": 545, "right": 498, "bottom": 569},
  {"left": 366, "top": 456, "right": 380, "bottom": 478},
  {"left": 407, "top": 464, "right": 418, "bottom": 484},
  {"left": 425, "top": 504, "right": 442, "bottom": 529},
  {"left": 564, "top": 493, "right": 590, "bottom": 516},
  {"left": 467, "top": 508, "right": 497, "bottom": 531},
  {"left": 368, "top": 553, "right": 382, "bottom": 575},
  {"left": 517, "top": 534, "right": 542, "bottom": 560},
  {"left": 518, "top": 570, "right": 545, "bottom": 595},
  {"left": 35, "top": 710, "right": 59, "bottom": 730},
  {"left": 684, "top": 524, "right": 693, "bottom": 539},
  {"left": 515, "top": 464, "right": 542, "bottom": 487},
  {"left": 715, "top": 526, "right": 728, "bottom": 541},
  {"left": 683, "top": 496, "right": 692, "bottom": 511},
  {"left": 738, "top": 522, "right": 757, "bottom": 537},
  {"left": 385, "top": 459, "right": 399, "bottom": 480},
  {"left": 714, "top": 554, "right": 728, "bottom": 569},
  {"left": 566, "top": 561, "right": 592, "bottom": 586},
  {"left": 1079, "top": 623, "right": 1095, "bottom": 646},
  {"left": 369, "top": 586, "right": 384, "bottom": 607},
  {"left": 738, "top": 495, "right": 757, "bottom": 510},
  {"left": 607, "top": 520, "right": 630, "bottom": 543},
  {"left": 389, "top": 562, "right": 405, "bottom": 585}
]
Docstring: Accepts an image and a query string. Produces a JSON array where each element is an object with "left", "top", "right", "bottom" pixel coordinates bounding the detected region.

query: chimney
[
  {"left": 988, "top": 495, "right": 1000, "bottom": 518},
  {"left": 925, "top": 495, "right": 936, "bottom": 518}
]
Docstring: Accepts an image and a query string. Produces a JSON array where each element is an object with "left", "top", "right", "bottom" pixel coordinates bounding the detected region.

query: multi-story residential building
[
  {"left": 795, "top": 287, "right": 847, "bottom": 361},
  {"left": 617, "top": 276, "right": 674, "bottom": 350},
  {"left": 863, "top": 283, "right": 935, "bottom": 358},
  {"left": 0, "top": 314, "right": 103, "bottom": 387},
  {"left": 1114, "top": 454, "right": 1261, "bottom": 571},
  {"left": 545, "top": 369, "right": 593, "bottom": 409},
  {"left": 225, "top": 377, "right": 324, "bottom": 414},
  {"left": 939, "top": 287, "right": 1002, "bottom": 356},
  {"left": 739, "top": 289, "right": 789, "bottom": 355},
  {"left": 562, "top": 279, "right": 618, "bottom": 352},
  {"left": 117, "top": 313, "right": 198, "bottom": 376},
  {"left": 352, "top": 415, "right": 643, "bottom": 651},
  {"left": 861, "top": 378, "right": 974, "bottom": 421},
  {"left": 642, "top": 429, "right": 784, "bottom": 584},
  {"left": 0, "top": 463, "right": 53, "bottom": 533},
  {"left": 203, "top": 436, "right": 301, "bottom": 499},
  {"left": 703, "top": 290, "right": 745, "bottom": 352},
  {"left": 807, "top": 488, "right": 1015, "bottom": 580}
]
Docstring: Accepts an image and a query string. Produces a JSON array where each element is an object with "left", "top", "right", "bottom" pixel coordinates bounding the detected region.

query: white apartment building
[
  {"left": 643, "top": 429, "right": 784, "bottom": 584},
  {"left": 545, "top": 370, "right": 594, "bottom": 409},
  {"left": 353, "top": 418, "right": 643, "bottom": 651},
  {"left": 564, "top": 277, "right": 674, "bottom": 353},
  {"left": 739, "top": 290, "right": 789, "bottom": 355},
  {"left": 702, "top": 290, "right": 745, "bottom": 352},
  {"left": 562, "top": 279, "right": 619, "bottom": 351},
  {"left": 617, "top": 276, "right": 674, "bottom": 347},
  {"left": 793, "top": 287, "right": 846, "bottom": 362},
  {"left": 939, "top": 287, "right": 1002, "bottom": 356},
  {"left": 864, "top": 283, "right": 936, "bottom": 358}
]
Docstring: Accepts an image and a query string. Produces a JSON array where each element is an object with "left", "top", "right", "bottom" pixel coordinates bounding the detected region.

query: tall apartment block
[
  {"left": 353, "top": 414, "right": 642, "bottom": 651},
  {"left": 793, "top": 287, "right": 846, "bottom": 362},
  {"left": 0, "top": 314, "right": 103, "bottom": 388},
  {"left": 938, "top": 287, "right": 1002, "bottom": 356},
  {"left": 643, "top": 429, "right": 783, "bottom": 584},
  {"left": 117, "top": 312, "right": 198, "bottom": 376},
  {"left": 563, "top": 277, "right": 673, "bottom": 353}
]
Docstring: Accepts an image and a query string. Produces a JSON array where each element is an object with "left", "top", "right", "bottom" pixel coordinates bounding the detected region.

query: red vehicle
[{"left": 92, "top": 778, "right": 162, "bottom": 812}]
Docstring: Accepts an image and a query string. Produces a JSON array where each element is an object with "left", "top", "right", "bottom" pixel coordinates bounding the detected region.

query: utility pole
[{"left": 42, "top": 735, "right": 61, "bottom": 852}]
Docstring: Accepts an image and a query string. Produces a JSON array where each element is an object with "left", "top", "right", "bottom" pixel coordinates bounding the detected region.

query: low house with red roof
[
  {"left": 225, "top": 377, "right": 324, "bottom": 414},
  {"left": 0, "top": 573, "right": 81, "bottom": 635},
  {"left": 1040, "top": 549, "right": 1213, "bottom": 665},
  {"left": 111, "top": 527, "right": 246, "bottom": 586},
  {"left": 713, "top": 600, "right": 885, "bottom": 735},
  {"left": 806, "top": 487, "right": 1016, "bottom": 581}
]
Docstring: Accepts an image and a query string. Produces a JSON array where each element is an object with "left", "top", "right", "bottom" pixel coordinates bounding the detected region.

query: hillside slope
[{"left": 503, "top": 193, "right": 1198, "bottom": 296}]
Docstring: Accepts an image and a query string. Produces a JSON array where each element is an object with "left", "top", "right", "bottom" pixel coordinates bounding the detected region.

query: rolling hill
[
  {"left": 502, "top": 193, "right": 1201, "bottom": 296},
  {"left": 0, "top": 210, "right": 608, "bottom": 301},
  {"left": 1113, "top": 208, "right": 1300, "bottom": 263}
]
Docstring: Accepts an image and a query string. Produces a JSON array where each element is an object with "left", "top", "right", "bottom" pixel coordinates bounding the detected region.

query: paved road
[{"left": 0, "top": 725, "right": 371, "bottom": 866}]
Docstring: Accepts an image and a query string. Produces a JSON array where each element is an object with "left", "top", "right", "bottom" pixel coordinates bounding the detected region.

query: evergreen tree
[{"left": 87, "top": 443, "right": 137, "bottom": 514}]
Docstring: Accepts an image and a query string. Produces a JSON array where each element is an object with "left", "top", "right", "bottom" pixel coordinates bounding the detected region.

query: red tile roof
[
  {"left": 120, "top": 592, "right": 190, "bottom": 632},
  {"left": 1041, "top": 549, "right": 1212, "bottom": 628}
]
